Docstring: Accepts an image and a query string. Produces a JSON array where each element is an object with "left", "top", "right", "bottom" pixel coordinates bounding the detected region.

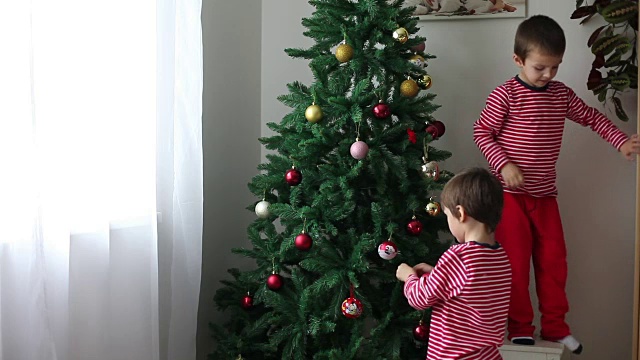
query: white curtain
[{"left": 0, "top": 0, "right": 203, "bottom": 359}]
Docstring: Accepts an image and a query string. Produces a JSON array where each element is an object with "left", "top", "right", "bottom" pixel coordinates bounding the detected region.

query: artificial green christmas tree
[{"left": 210, "top": 1, "right": 453, "bottom": 358}]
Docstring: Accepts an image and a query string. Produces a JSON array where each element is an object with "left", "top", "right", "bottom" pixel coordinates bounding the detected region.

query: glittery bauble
[
  {"left": 305, "top": 104, "right": 323, "bottom": 123},
  {"left": 393, "top": 27, "right": 409, "bottom": 43},
  {"left": 335, "top": 43, "right": 354, "bottom": 63},
  {"left": 285, "top": 168, "right": 302, "bottom": 186},
  {"left": 413, "top": 321, "right": 430, "bottom": 342},
  {"left": 425, "top": 201, "right": 441, "bottom": 216},
  {"left": 409, "top": 54, "right": 426, "bottom": 68},
  {"left": 407, "top": 218, "right": 423, "bottom": 236},
  {"left": 255, "top": 200, "right": 271, "bottom": 219},
  {"left": 341, "top": 297, "right": 363, "bottom": 318},
  {"left": 241, "top": 294, "right": 253, "bottom": 309},
  {"left": 417, "top": 74, "right": 432, "bottom": 90},
  {"left": 295, "top": 232, "right": 313, "bottom": 251},
  {"left": 350, "top": 140, "right": 369, "bottom": 160},
  {"left": 432, "top": 120, "right": 445, "bottom": 137},
  {"left": 411, "top": 42, "right": 426, "bottom": 53},
  {"left": 372, "top": 102, "right": 391, "bottom": 119},
  {"left": 377, "top": 240, "right": 398, "bottom": 260},
  {"left": 267, "top": 274, "right": 283, "bottom": 291},
  {"left": 426, "top": 124, "right": 439, "bottom": 139},
  {"left": 421, "top": 161, "right": 439, "bottom": 180},
  {"left": 400, "top": 79, "right": 419, "bottom": 97}
]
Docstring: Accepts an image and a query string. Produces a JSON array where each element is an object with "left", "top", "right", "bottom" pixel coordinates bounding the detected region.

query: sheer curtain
[{"left": 0, "top": 1, "right": 203, "bottom": 360}]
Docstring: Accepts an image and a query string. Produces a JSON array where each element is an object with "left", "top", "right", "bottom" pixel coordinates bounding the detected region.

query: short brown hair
[
  {"left": 514, "top": 15, "right": 565, "bottom": 59},
  {"left": 440, "top": 168, "right": 503, "bottom": 233}
]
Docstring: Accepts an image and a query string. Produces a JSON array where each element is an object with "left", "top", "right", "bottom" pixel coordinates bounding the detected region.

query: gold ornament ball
[
  {"left": 425, "top": 201, "right": 441, "bottom": 216},
  {"left": 421, "top": 160, "right": 439, "bottom": 180},
  {"left": 409, "top": 54, "right": 426, "bottom": 68},
  {"left": 393, "top": 27, "right": 409, "bottom": 43},
  {"left": 400, "top": 79, "right": 420, "bottom": 97},
  {"left": 335, "top": 43, "right": 354, "bottom": 63},
  {"left": 417, "top": 74, "right": 433, "bottom": 90},
  {"left": 305, "top": 104, "right": 323, "bottom": 123}
]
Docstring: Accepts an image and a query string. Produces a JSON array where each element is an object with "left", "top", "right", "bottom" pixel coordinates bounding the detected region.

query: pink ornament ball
[{"left": 350, "top": 140, "right": 369, "bottom": 160}]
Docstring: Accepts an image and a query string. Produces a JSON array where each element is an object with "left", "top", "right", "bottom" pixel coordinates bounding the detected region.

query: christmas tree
[{"left": 210, "top": 0, "right": 452, "bottom": 358}]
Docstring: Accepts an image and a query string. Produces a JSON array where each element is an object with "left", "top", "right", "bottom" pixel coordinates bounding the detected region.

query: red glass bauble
[
  {"left": 285, "top": 168, "right": 302, "bottom": 186},
  {"left": 432, "top": 120, "right": 445, "bottom": 137},
  {"left": 372, "top": 102, "right": 391, "bottom": 119},
  {"left": 295, "top": 232, "right": 313, "bottom": 251},
  {"left": 267, "top": 274, "right": 283, "bottom": 291},
  {"left": 413, "top": 322, "right": 429, "bottom": 342},
  {"left": 377, "top": 240, "right": 398, "bottom": 260},
  {"left": 241, "top": 294, "right": 253, "bottom": 309},
  {"left": 426, "top": 124, "right": 439, "bottom": 139},
  {"left": 407, "top": 218, "right": 423, "bottom": 236},
  {"left": 341, "top": 297, "right": 363, "bottom": 318}
]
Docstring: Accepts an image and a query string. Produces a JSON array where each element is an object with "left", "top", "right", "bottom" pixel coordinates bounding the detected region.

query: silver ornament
[
  {"left": 421, "top": 160, "right": 439, "bottom": 180},
  {"left": 255, "top": 200, "right": 271, "bottom": 219}
]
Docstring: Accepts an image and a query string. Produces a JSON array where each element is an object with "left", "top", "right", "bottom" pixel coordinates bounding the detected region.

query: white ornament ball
[
  {"left": 350, "top": 140, "right": 369, "bottom": 160},
  {"left": 378, "top": 241, "right": 398, "bottom": 260},
  {"left": 255, "top": 200, "right": 271, "bottom": 219}
]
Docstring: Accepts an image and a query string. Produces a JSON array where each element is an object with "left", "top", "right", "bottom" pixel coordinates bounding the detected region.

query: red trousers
[{"left": 495, "top": 192, "right": 570, "bottom": 340}]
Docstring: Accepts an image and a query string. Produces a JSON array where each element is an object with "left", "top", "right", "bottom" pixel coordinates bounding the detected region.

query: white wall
[
  {"left": 260, "top": 1, "right": 637, "bottom": 359},
  {"left": 197, "top": 1, "right": 262, "bottom": 359}
]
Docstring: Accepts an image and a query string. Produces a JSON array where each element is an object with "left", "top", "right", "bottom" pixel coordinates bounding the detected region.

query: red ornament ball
[
  {"left": 241, "top": 294, "right": 253, "bottom": 309},
  {"left": 372, "top": 102, "right": 391, "bottom": 119},
  {"left": 432, "top": 120, "right": 445, "bottom": 137},
  {"left": 411, "top": 42, "right": 426, "bottom": 53},
  {"left": 341, "top": 297, "right": 363, "bottom": 318},
  {"left": 267, "top": 274, "right": 283, "bottom": 291},
  {"left": 378, "top": 240, "right": 398, "bottom": 260},
  {"left": 407, "top": 218, "right": 423, "bottom": 236},
  {"left": 413, "top": 321, "right": 429, "bottom": 342},
  {"left": 295, "top": 232, "right": 313, "bottom": 251},
  {"left": 426, "top": 124, "right": 439, "bottom": 139},
  {"left": 285, "top": 168, "right": 302, "bottom": 186}
]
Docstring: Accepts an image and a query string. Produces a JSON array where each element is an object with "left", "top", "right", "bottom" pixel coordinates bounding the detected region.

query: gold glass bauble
[
  {"left": 417, "top": 74, "right": 433, "bottom": 90},
  {"left": 305, "top": 103, "right": 323, "bottom": 123},
  {"left": 409, "top": 54, "right": 426, "bottom": 68},
  {"left": 393, "top": 27, "right": 409, "bottom": 43},
  {"left": 400, "top": 79, "right": 420, "bottom": 97},
  {"left": 425, "top": 201, "right": 441, "bottom": 216},
  {"left": 335, "top": 43, "right": 354, "bottom": 63}
]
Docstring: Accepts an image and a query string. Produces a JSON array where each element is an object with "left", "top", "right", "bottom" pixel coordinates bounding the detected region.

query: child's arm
[
  {"left": 565, "top": 87, "right": 640, "bottom": 159},
  {"left": 398, "top": 250, "right": 468, "bottom": 310}
]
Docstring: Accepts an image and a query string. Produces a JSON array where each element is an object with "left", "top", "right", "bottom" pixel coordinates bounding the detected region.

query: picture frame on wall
[{"left": 404, "top": 0, "right": 526, "bottom": 21}]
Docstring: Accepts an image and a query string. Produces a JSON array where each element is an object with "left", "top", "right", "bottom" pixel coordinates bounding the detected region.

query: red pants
[{"left": 495, "top": 192, "right": 570, "bottom": 340}]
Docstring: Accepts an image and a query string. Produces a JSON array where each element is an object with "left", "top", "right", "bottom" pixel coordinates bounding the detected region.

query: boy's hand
[
  {"left": 501, "top": 162, "right": 524, "bottom": 188},
  {"left": 396, "top": 263, "right": 417, "bottom": 282},
  {"left": 620, "top": 134, "right": 640, "bottom": 161},
  {"left": 413, "top": 263, "right": 434, "bottom": 276}
]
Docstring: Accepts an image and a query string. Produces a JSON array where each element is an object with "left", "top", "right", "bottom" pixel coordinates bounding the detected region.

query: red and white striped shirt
[
  {"left": 404, "top": 241, "right": 511, "bottom": 360},
  {"left": 474, "top": 76, "right": 628, "bottom": 197}
]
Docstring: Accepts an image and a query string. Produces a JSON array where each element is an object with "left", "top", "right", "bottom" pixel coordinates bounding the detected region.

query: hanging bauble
[
  {"left": 341, "top": 297, "right": 363, "bottom": 318},
  {"left": 350, "top": 139, "right": 369, "bottom": 160},
  {"left": 421, "top": 160, "right": 439, "bottom": 180},
  {"left": 400, "top": 79, "right": 420, "bottom": 98},
  {"left": 294, "top": 231, "right": 313, "bottom": 251},
  {"left": 285, "top": 167, "right": 302, "bottom": 186},
  {"left": 424, "top": 124, "right": 440, "bottom": 140},
  {"left": 417, "top": 74, "right": 433, "bottom": 90},
  {"left": 305, "top": 103, "right": 323, "bottom": 123},
  {"left": 409, "top": 54, "right": 426, "bottom": 68},
  {"left": 372, "top": 101, "right": 391, "bottom": 119},
  {"left": 267, "top": 273, "right": 283, "bottom": 291},
  {"left": 255, "top": 200, "right": 271, "bottom": 219},
  {"left": 407, "top": 216, "right": 423, "bottom": 236},
  {"left": 425, "top": 200, "right": 441, "bottom": 217},
  {"left": 411, "top": 41, "right": 426, "bottom": 53},
  {"left": 378, "top": 240, "right": 398, "bottom": 260},
  {"left": 393, "top": 27, "right": 409, "bottom": 43},
  {"left": 335, "top": 43, "right": 354, "bottom": 63},
  {"left": 432, "top": 120, "right": 445, "bottom": 137},
  {"left": 241, "top": 293, "right": 253, "bottom": 310},
  {"left": 413, "top": 320, "right": 430, "bottom": 342}
]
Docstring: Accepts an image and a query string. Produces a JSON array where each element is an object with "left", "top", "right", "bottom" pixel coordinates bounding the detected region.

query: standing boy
[
  {"left": 473, "top": 14, "right": 640, "bottom": 354},
  {"left": 397, "top": 168, "right": 511, "bottom": 360}
]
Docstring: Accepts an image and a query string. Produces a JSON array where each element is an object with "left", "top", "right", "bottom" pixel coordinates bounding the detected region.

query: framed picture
[{"left": 405, "top": 0, "right": 526, "bottom": 21}]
